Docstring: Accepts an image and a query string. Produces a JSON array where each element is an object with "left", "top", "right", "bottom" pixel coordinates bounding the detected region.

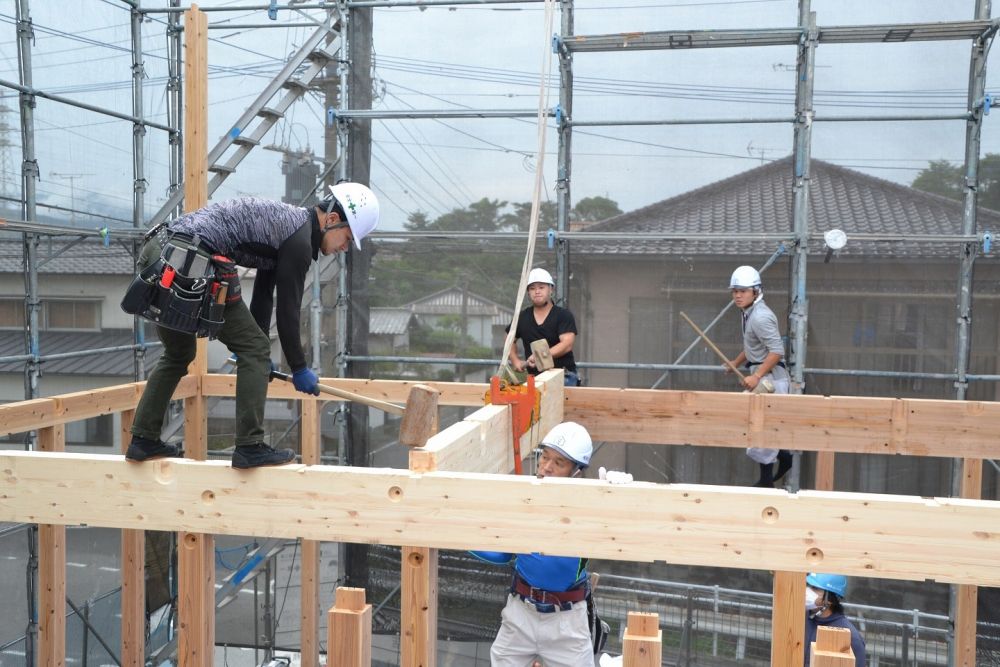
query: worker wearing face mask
[{"left": 804, "top": 573, "right": 867, "bottom": 667}]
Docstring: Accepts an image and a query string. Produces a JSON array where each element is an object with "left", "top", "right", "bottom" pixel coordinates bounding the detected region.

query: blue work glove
[{"left": 291, "top": 367, "right": 320, "bottom": 396}]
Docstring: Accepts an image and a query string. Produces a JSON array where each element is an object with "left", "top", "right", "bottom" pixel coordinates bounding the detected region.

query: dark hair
[{"left": 825, "top": 591, "right": 844, "bottom": 614}]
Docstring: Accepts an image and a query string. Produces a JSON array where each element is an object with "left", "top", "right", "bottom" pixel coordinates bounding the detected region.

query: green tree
[
  {"left": 573, "top": 195, "right": 622, "bottom": 223},
  {"left": 911, "top": 154, "right": 1000, "bottom": 211}
]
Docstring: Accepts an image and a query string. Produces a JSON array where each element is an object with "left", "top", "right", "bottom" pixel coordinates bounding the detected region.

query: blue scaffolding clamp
[
  {"left": 554, "top": 104, "right": 564, "bottom": 127},
  {"left": 552, "top": 34, "right": 561, "bottom": 54},
  {"left": 985, "top": 93, "right": 994, "bottom": 116},
  {"left": 983, "top": 231, "right": 993, "bottom": 254},
  {"left": 268, "top": 0, "right": 278, "bottom": 20},
  {"left": 547, "top": 229, "right": 556, "bottom": 249},
  {"left": 327, "top": 106, "right": 337, "bottom": 126},
  {"left": 98, "top": 226, "right": 110, "bottom": 248}
]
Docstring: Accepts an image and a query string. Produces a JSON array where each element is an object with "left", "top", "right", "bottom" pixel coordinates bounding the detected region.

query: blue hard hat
[{"left": 807, "top": 573, "right": 848, "bottom": 599}]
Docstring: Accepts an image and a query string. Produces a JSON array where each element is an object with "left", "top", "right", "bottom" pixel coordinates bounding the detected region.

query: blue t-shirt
[{"left": 470, "top": 550, "right": 587, "bottom": 592}]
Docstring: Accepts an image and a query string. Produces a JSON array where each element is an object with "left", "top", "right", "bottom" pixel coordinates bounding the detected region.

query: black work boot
[
  {"left": 126, "top": 435, "right": 182, "bottom": 462},
  {"left": 774, "top": 450, "right": 794, "bottom": 484},
  {"left": 231, "top": 443, "right": 296, "bottom": 469},
  {"left": 753, "top": 462, "right": 775, "bottom": 488}
]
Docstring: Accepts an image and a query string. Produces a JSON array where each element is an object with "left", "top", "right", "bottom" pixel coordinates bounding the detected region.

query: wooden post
[
  {"left": 402, "top": 406, "right": 440, "bottom": 667},
  {"left": 38, "top": 424, "right": 66, "bottom": 667},
  {"left": 814, "top": 451, "right": 835, "bottom": 491},
  {"left": 328, "top": 587, "right": 372, "bottom": 667},
  {"left": 178, "top": 7, "right": 213, "bottom": 667},
  {"left": 401, "top": 547, "right": 438, "bottom": 667},
  {"left": 622, "top": 611, "right": 661, "bottom": 667},
  {"left": 771, "top": 571, "right": 806, "bottom": 667},
  {"left": 954, "top": 458, "right": 983, "bottom": 666},
  {"left": 300, "top": 399, "right": 320, "bottom": 667},
  {"left": 810, "top": 626, "right": 855, "bottom": 666},
  {"left": 120, "top": 409, "right": 145, "bottom": 667}
]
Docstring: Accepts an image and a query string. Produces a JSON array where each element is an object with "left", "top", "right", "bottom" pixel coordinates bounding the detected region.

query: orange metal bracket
[{"left": 486, "top": 374, "right": 541, "bottom": 475}]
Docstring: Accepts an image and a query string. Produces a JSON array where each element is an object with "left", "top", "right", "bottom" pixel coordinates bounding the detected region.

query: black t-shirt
[{"left": 509, "top": 305, "right": 578, "bottom": 374}]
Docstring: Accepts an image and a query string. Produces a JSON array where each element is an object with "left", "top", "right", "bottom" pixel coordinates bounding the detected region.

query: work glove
[
  {"left": 292, "top": 367, "right": 320, "bottom": 396},
  {"left": 598, "top": 466, "right": 634, "bottom": 485}
]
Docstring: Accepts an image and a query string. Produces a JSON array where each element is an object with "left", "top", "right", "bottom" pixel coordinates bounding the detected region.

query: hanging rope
[{"left": 497, "top": 0, "right": 557, "bottom": 379}]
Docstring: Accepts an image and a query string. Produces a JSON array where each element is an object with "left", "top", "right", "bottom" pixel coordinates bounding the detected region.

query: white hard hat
[
  {"left": 540, "top": 421, "right": 592, "bottom": 468},
  {"left": 729, "top": 265, "right": 761, "bottom": 289},
  {"left": 527, "top": 267, "right": 554, "bottom": 287},
  {"left": 324, "top": 182, "right": 380, "bottom": 250}
]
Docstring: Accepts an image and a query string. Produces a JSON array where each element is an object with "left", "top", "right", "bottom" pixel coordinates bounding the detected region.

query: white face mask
[{"left": 805, "top": 588, "right": 824, "bottom": 611}]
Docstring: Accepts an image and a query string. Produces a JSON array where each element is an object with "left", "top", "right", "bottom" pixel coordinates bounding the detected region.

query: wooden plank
[
  {"left": 411, "top": 405, "right": 513, "bottom": 474},
  {"left": 55, "top": 385, "right": 143, "bottom": 423},
  {"left": 0, "top": 397, "right": 57, "bottom": 437},
  {"left": 202, "top": 373, "right": 489, "bottom": 406},
  {"left": 38, "top": 424, "right": 65, "bottom": 667},
  {"left": 180, "top": 9, "right": 211, "bottom": 667},
  {"left": 810, "top": 626, "right": 855, "bottom": 666},
  {"left": 5, "top": 452, "right": 1000, "bottom": 585},
  {"left": 119, "top": 410, "right": 145, "bottom": 667},
  {"left": 328, "top": 587, "right": 372, "bottom": 667},
  {"left": 622, "top": 611, "right": 661, "bottom": 667},
  {"left": 527, "top": 369, "right": 565, "bottom": 457},
  {"left": 401, "top": 547, "right": 438, "bottom": 667},
  {"left": 814, "top": 452, "right": 835, "bottom": 491},
  {"left": 954, "top": 457, "right": 983, "bottom": 667},
  {"left": 565, "top": 389, "right": 1000, "bottom": 458},
  {"left": 771, "top": 571, "right": 805, "bottom": 667},
  {"left": 300, "top": 399, "right": 320, "bottom": 667}
]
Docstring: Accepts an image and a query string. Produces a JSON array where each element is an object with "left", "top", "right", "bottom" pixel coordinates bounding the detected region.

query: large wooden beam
[
  {"left": 771, "top": 571, "right": 806, "bottom": 667},
  {"left": 328, "top": 587, "right": 372, "bottom": 667},
  {"left": 954, "top": 457, "right": 983, "bottom": 667},
  {"left": 37, "top": 424, "right": 65, "bottom": 667},
  {"left": 300, "top": 399, "right": 321, "bottom": 667},
  {"left": 3, "top": 452, "right": 1000, "bottom": 586},
  {"left": 119, "top": 410, "right": 145, "bottom": 667},
  {"left": 566, "top": 388, "right": 1000, "bottom": 458},
  {"left": 622, "top": 612, "right": 661, "bottom": 667}
]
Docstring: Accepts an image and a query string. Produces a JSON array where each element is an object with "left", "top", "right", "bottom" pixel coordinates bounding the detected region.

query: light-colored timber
[
  {"left": 328, "top": 587, "right": 372, "bottom": 667},
  {"left": 622, "top": 612, "right": 661, "bottom": 667}
]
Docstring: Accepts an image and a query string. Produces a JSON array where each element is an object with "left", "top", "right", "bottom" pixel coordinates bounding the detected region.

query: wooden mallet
[
  {"left": 270, "top": 371, "right": 440, "bottom": 446},
  {"left": 679, "top": 311, "right": 774, "bottom": 394}
]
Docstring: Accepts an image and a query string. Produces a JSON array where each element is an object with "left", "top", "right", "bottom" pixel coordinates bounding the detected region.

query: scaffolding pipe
[
  {"left": 360, "top": 230, "right": 987, "bottom": 243},
  {"left": 131, "top": 1, "right": 148, "bottom": 382},
  {"left": 334, "top": 108, "right": 549, "bottom": 119},
  {"left": 566, "top": 113, "right": 971, "bottom": 127},
  {"left": 0, "top": 79, "right": 174, "bottom": 133}
]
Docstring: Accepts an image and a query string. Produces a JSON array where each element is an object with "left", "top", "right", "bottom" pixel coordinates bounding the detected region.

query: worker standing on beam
[
  {"left": 805, "top": 573, "right": 867, "bottom": 667},
  {"left": 125, "top": 183, "right": 379, "bottom": 469},
  {"left": 471, "top": 422, "right": 614, "bottom": 666},
  {"left": 724, "top": 265, "right": 794, "bottom": 488},
  {"left": 508, "top": 268, "right": 582, "bottom": 387}
]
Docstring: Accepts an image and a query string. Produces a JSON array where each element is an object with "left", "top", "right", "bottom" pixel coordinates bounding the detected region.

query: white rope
[{"left": 497, "top": 0, "right": 557, "bottom": 378}]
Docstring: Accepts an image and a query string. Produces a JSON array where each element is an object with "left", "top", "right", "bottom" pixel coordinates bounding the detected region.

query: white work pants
[
  {"left": 490, "top": 594, "right": 595, "bottom": 667},
  {"left": 745, "top": 375, "right": 790, "bottom": 464}
]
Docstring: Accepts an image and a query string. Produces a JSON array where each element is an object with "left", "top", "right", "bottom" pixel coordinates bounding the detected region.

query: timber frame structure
[{"left": 1, "top": 369, "right": 998, "bottom": 667}]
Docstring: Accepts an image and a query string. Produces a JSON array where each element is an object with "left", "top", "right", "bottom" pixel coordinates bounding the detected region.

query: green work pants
[{"left": 130, "top": 237, "right": 272, "bottom": 447}]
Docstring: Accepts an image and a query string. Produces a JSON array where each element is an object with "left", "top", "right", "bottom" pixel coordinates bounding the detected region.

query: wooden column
[
  {"left": 38, "top": 424, "right": 66, "bottom": 667},
  {"left": 771, "top": 571, "right": 806, "bottom": 667},
  {"left": 300, "top": 399, "right": 320, "bottom": 667},
  {"left": 813, "top": 451, "right": 835, "bottom": 491},
  {"left": 120, "top": 410, "right": 145, "bottom": 667},
  {"left": 954, "top": 458, "right": 983, "bottom": 667},
  {"left": 402, "top": 393, "right": 440, "bottom": 667},
  {"left": 328, "top": 587, "right": 372, "bottom": 667},
  {"left": 810, "top": 626, "right": 855, "bottom": 666},
  {"left": 178, "top": 7, "right": 213, "bottom": 667},
  {"left": 622, "top": 611, "right": 661, "bottom": 667}
]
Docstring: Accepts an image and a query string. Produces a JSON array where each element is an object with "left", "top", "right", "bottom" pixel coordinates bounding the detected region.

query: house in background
[
  {"left": 568, "top": 156, "right": 1000, "bottom": 498},
  {"left": 369, "top": 307, "right": 416, "bottom": 354},
  {"left": 403, "top": 286, "right": 513, "bottom": 354}
]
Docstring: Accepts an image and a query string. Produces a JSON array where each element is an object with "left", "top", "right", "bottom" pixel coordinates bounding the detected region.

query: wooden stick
[
  {"left": 270, "top": 371, "right": 405, "bottom": 416},
  {"left": 680, "top": 311, "right": 746, "bottom": 379}
]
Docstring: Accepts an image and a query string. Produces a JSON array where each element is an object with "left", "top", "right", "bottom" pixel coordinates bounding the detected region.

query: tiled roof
[
  {"left": 0, "top": 329, "right": 162, "bottom": 376},
  {"left": 370, "top": 308, "right": 414, "bottom": 335},
  {"left": 0, "top": 239, "right": 136, "bottom": 274},
  {"left": 578, "top": 157, "right": 1000, "bottom": 258},
  {"left": 405, "top": 287, "right": 513, "bottom": 325}
]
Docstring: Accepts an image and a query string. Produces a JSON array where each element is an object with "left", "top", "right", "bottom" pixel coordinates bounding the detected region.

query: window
[
  {"left": 0, "top": 298, "right": 100, "bottom": 331},
  {"left": 0, "top": 299, "right": 24, "bottom": 329}
]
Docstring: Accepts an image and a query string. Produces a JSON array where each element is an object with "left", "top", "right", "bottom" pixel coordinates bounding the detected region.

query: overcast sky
[{"left": 0, "top": 0, "right": 996, "bottom": 229}]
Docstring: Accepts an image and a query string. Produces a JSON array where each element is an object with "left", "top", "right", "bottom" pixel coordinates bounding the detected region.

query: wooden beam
[
  {"left": 771, "top": 571, "right": 806, "bottom": 667},
  {"left": 179, "top": 9, "right": 211, "bottom": 667},
  {"left": 300, "top": 399, "right": 320, "bottom": 667},
  {"left": 954, "top": 457, "right": 983, "bottom": 667},
  {"left": 201, "top": 373, "right": 490, "bottom": 406},
  {"left": 622, "top": 611, "right": 661, "bottom": 667},
  {"left": 814, "top": 452, "right": 835, "bottom": 491},
  {"left": 328, "top": 587, "right": 372, "bottom": 667},
  {"left": 119, "top": 410, "right": 145, "bottom": 667},
  {"left": 5, "top": 452, "right": 1000, "bottom": 585},
  {"left": 37, "top": 424, "right": 65, "bottom": 667},
  {"left": 565, "top": 388, "right": 1000, "bottom": 459}
]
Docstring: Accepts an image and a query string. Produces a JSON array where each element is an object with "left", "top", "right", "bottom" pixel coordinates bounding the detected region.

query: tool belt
[
  {"left": 120, "top": 231, "right": 238, "bottom": 339},
  {"left": 511, "top": 574, "right": 588, "bottom": 609}
]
